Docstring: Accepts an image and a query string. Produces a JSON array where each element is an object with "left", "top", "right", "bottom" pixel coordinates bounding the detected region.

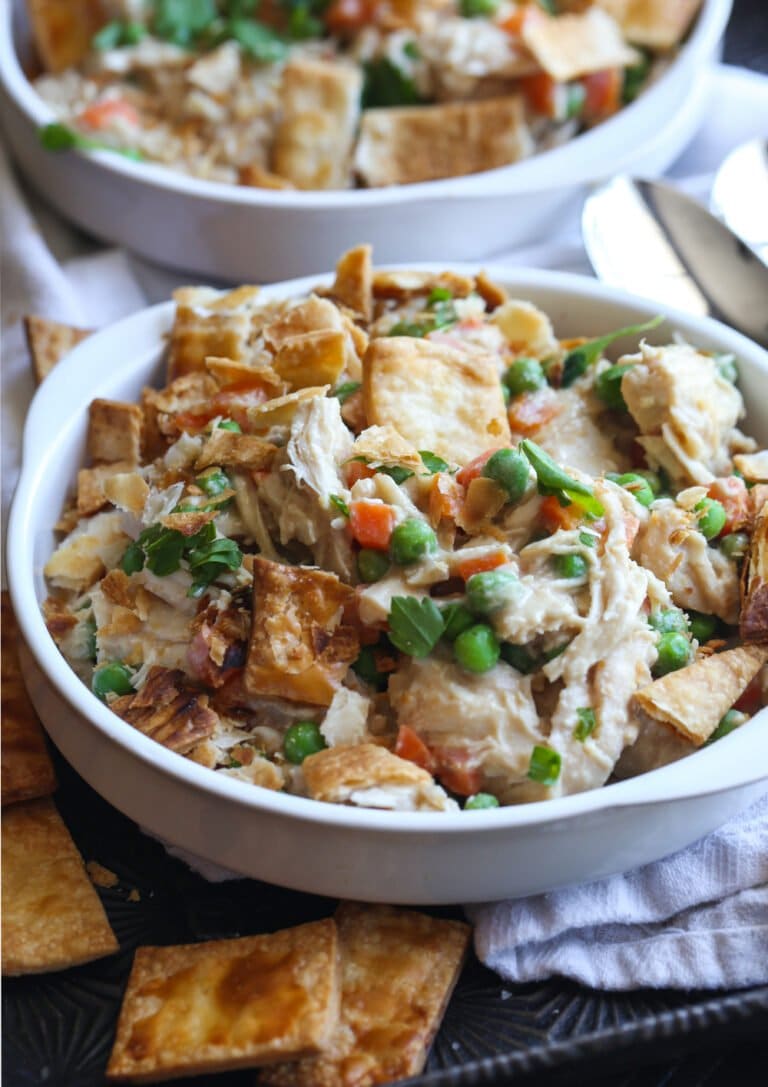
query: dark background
[{"left": 724, "top": 0, "right": 768, "bottom": 71}]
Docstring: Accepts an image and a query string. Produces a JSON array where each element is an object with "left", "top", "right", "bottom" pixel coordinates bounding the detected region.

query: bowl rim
[
  {"left": 0, "top": 0, "right": 733, "bottom": 207},
  {"left": 8, "top": 262, "right": 768, "bottom": 835}
]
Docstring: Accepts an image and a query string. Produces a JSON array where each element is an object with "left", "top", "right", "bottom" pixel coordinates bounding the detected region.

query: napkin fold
[{"left": 3, "top": 63, "right": 768, "bottom": 991}]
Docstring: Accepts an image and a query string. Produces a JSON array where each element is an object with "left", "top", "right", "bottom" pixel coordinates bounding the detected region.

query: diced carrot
[
  {"left": 79, "top": 98, "right": 139, "bottom": 130},
  {"left": 539, "top": 494, "right": 585, "bottom": 533},
  {"left": 395, "top": 725, "right": 435, "bottom": 773},
  {"left": 499, "top": 8, "right": 528, "bottom": 37},
  {"left": 345, "top": 459, "right": 376, "bottom": 487},
  {"left": 733, "top": 676, "right": 763, "bottom": 716},
  {"left": 174, "top": 380, "right": 270, "bottom": 432},
  {"left": 519, "top": 71, "right": 558, "bottom": 118},
  {"left": 349, "top": 500, "right": 396, "bottom": 550},
  {"left": 324, "top": 0, "right": 376, "bottom": 33},
  {"left": 438, "top": 764, "right": 483, "bottom": 798},
  {"left": 456, "top": 551, "right": 508, "bottom": 582},
  {"left": 428, "top": 473, "right": 465, "bottom": 526},
  {"left": 581, "top": 68, "right": 622, "bottom": 121},
  {"left": 507, "top": 389, "right": 561, "bottom": 436},
  {"left": 456, "top": 448, "right": 505, "bottom": 488},
  {"left": 707, "top": 476, "right": 749, "bottom": 535}
]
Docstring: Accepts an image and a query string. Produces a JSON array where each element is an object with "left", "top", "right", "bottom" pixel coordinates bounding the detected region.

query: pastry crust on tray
[
  {"left": 2, "top": 798, "right": 118, "bottom": 975},
  {"left": 632, "top": 644, "right": 768, "bottom": 745},
  {"left": 24, "top": 315, "right": 92, "bottom": 384},
  {"left": 363, "top": 337, "right": 510, "bottom": 465},
  {"left": 1, "top": 593, "right": 57, "bottom": 807},
  {"left": 260, "top": 903, "right": 470, "bottom": 1087},
  {"left": 107, "top": 919, "right": 340, "bottom": 1083}
]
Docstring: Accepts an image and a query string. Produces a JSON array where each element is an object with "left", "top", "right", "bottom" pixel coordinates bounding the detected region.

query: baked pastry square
[
  {"left": 2, "top": 798, "right": 118, "bottom": 974},
  {"left": 261, "top": 903, "right": 471, "bottom": 1087},
  {"left": 107, "top": 919, "right": 340, "bottom": 1083}
]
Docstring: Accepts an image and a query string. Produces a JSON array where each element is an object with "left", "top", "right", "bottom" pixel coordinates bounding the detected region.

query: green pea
[
  {"left": 464, "top": 792, "right": 500, "bottom": 810},
  {"left": 552, "top": 553, "right": 588, "bottom": 579},
  {"left": 609, "top": 472, "right": 655, "bottom": 507},
  {"left": 694, "top": 498, "right": 727, "bottom": 540},
  {"left": 389, "top": 518, "right": 437, "bottom": 566},
  {"left": 465, "top": 570, "right": 519, "bottom": 615},
  {"left": 648, "top": 608, "right": 689, "bottom": 635},
  {"left": 357, "top": 548, "right": 391, "bottom": 583},
  {"left": 503, "top": 357, "right": 546, "bottom": 396},
  {"left": 460, "top": 0, "right": 500, "bottom": 16},
  {"left": 352, "top": 646, "right": 387, "bottom": 691},
  {"left": 595, "top": 362, "right": 634, "bottom": 410},
  {"left": 196, "top": 467, "right": 230, "bottom": 497},
  {"left": 706, "top": 708, "right": 749, "bottom": 744},
  {"left": 440, "top": 602, "right": 475, "bottom": 642},
  {"left": 453, "top": 624, "right": 500, "bottom": 673},
  {"left": 216, "top": 418, "right": 241, "bottom": 432},
  {"left": 501, "top": 643, "right": 539, "bottom": 674},
  {"left": 720, "top": 532, "right": 749, "bottom": 561},
  {"left": 653, "top": 632, "right": 691, "bottom": 676},
  {"left": 482, "top": 448, "right": 529, "bottom": 503},
  {"left": 283, "top": 721, "right": 327, "bottom": 764},
  {"left": 688, "top": 611, "right": 718, "bottom": 643},
  {"left": 92, "top": 661, "right": 134, "bottom": 701},
  {"left": 634, "top": 469, "right": 663, "bottom": 496}
]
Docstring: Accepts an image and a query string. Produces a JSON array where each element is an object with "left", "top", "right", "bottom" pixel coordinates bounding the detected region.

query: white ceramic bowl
[
  {"left": 8, "top": 266, "right": 768, "bottom": 904},
  {"left": 0, "top": 0, "right": 731, "bottom": 282}
]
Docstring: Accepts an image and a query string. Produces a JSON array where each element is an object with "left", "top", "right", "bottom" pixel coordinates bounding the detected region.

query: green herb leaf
[
  {"left": 363, "top": 57, "right": 423, "bottom": 109},
  {"left": 153, "top": 0, "right": 218, "bottom": 45},
  {"left": 38, "top": 122, "right": 143, "bottom": 160},
  {"left": 578, "top": 530, "right": 598, "bottom": 548},
  {"left": 329, "top": 494, "right": 350, "bottom": 518},
  {"left": 379, "top": 465, "right": 414, "bottom": 485},
  {"left": 387, "top": 596, "right": 445, "bottom": 658},
  {"left": 334, "top": 381, "right": 361, "bottom": 404},
  {"left": 228, "top": 18, "right": 289, "bottom": 62},
  {"left": 92, "top": 19, "right": 146, "bottom": 50},
  {"left": 574, "top": 707, "right": 596, "bottom": 742},
  {"left": 419, "top": 451, "right": 450, "bottom": 474},
  {"left": 520, "top": 439, "right": 604, "bottom": 519},
  {"left": 527, "top": 745, "right": 561, "bottom": 785},
  {"left": 561, "top": 316, "right": 663, "bottom": 387},
  {"left": 120, "top": 540, "right": 145, "bottom": 575},
  {"left": 387, "top": 320, "right": 430, "bottom": 338}
]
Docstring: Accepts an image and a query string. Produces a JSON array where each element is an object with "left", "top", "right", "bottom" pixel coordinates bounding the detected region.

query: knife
[{"left": 581, "top": 175, "right": 768, "bottom": 348}]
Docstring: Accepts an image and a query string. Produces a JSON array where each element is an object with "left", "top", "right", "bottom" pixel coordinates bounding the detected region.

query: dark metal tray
[{"left": 4, "top": 748, "right": 767, "bottom": 1087}]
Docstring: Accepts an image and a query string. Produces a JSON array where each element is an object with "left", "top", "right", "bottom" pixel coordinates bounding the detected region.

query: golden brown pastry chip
[
  {"left": 1, "top": 593, "right": 57, "bottom": 807},
  {"left": 522, "top": 6, "right": 639, "bottom": 81},
  {"left": 107, "top": 918, "right": 341, "bottom": 1083},
  {"left": 102, "top": 471, "right": 150, "bottom": 516},
  {"left": 596, "top": 0, "right": 702, "bottom": 49},
  {"left": 273, "top": 59, "right": 362, "bottom": 190},
  {"left": 27, "top": 0, "right": 107, "bottom": 72},
  {"left": 364, "top": 338, "right": 510, "bottom": 465},
  {"left": 110, "top": 667, "right": 218, "bottom": 755},
  {"left": 263, "top": 296, "right": 346, "bottom": 348},
  {"left": 195, "top": 429, "right": 277, "bottom": 472},
  {"left": 261, "top": 903, "right": 470, "bottom": 1087},
  {"left": 167, "top": 295, "right": 253, "bottom": 381},
  {"left": 2, "top": 798, "right": 118, "bottom": 975},
  {"left": 245, "top": 558, "right": 358, "bottom": 706},
  {"left": 87, "top": 398, "right": 143, "bottom": 466},
  {"left": 327, "top": 245, "right": 373, "bottom": 322},
  {"left": 633, "top": 644, "right": 768, "bottom": 745},
  {"left": 371, "top": 269, "right": 475, "bottom": 301},
  {"left": 205, "top": 356, "right": 285, "bottom": 394},
  {"left": 350, "top": 424, "right": 423, "bottom": 472},
  {"left": 239, "top": 163, "right": 296, "bottom": 190},
  {"left": 24, "top": 315, "right": 92, "bottom": 384},
  {"left": 303, "top": 743, "right": 437, "bottom": 803},
  {"left": 77, "top": 460, "right": 137, "bottom": 516},
  {"left": 247, "top": 386, "right": 330, "bottom": 430},
  {"left": 355, "top": 96, "right": 532, "bottom": 187},
  {"left": 741, "top": 499, "right": 768, "bottom": 644},
  {"left": 474, "top": 272, "right": 508, "bottom": 312},
  {"left": 274, "top": 330, "right": 348, "bottom": 390}
]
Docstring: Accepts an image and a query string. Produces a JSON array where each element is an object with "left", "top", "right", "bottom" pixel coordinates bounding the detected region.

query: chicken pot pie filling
[
  {"left": 30, "top": 0, "right": 702, "bottom": 189},
  {"left": 43, "top": 246, "right": 768, "bottom": 812}
]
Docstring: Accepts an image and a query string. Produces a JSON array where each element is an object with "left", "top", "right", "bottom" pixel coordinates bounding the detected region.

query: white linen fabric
[{"left": 2, "top": 64, "right": 767, "bottom": 990}]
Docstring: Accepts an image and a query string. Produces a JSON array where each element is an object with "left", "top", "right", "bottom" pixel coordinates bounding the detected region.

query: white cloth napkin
[{"left": 3, "top": 63, "right": 768, "bottom": 991}]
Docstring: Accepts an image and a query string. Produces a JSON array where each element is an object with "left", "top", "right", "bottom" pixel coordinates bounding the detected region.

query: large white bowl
[
  {"left": 0, "top": 0, "right": 731, "bottom": 282},
  {"left": 8, "top": 266, "right": 768, "bottom": 904}
]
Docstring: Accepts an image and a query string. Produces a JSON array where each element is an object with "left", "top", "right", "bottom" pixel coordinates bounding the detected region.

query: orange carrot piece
[
  {"left": 456, "top": 551, "right": 508, "bottom": 583},
  {"left": 395, "top": 725, "right": 435, "bottom": 773},
  {"left": 349, "top": 501, "right": 395, "bottom": 551}
]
